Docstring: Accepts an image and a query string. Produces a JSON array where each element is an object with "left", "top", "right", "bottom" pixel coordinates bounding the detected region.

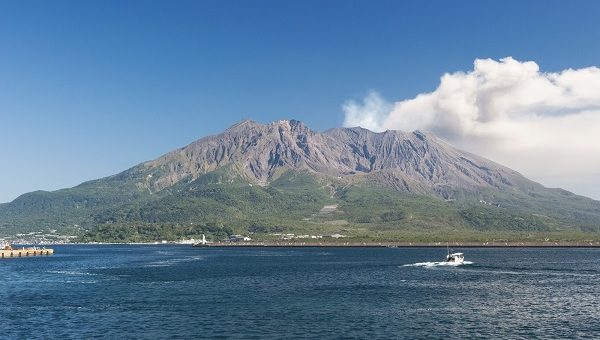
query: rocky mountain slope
[{"left": 135, "top": 119, "right": 521, "bottom": 196}]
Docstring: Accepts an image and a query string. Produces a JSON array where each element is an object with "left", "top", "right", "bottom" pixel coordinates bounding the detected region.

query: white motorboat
[
  {"left": 445, "top": 244, "right": 464, "bottom": 263},
  {"left": 445, "top": 252, "right": 464, "bottom": 263},
  {"left": 446, "top": 245, "right": 465, "bottom": 264}
]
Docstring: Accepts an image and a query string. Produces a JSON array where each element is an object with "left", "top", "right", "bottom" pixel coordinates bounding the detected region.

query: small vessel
[
  {"left": 193, "top": 234, "right": 210, "bottom": 247},
  {"left": 445, "top": 244, "right": 464, "bottom": 263},
  {"left": 445, "top": 252, "right": 464, "bottom": 263}
]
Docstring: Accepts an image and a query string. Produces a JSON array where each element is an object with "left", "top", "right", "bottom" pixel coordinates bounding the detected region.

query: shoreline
[
  {"left": 193, "top": 241, "right": 600, "bottom": 248},
  {"left": 16, "top": 241, "right": 600, "bottom": 247}
]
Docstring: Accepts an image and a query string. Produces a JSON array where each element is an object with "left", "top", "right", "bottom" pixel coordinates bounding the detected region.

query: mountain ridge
[{"left": 134, "top": 119, "right": 524, "bottom": 196}]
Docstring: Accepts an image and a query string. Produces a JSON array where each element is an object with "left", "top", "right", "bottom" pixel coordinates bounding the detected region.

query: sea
[{"left": 1, "top": 245, "right": 599, "bottom": 339}]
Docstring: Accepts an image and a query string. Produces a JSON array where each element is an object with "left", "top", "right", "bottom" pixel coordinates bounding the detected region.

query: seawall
[{"left": 195, "top": 241, "right": 600, "bottom": 248}]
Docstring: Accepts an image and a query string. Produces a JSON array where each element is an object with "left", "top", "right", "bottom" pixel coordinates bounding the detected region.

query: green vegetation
[
  {"left": 459, "top": 206, "right": 552, "bottom": 232},
  {"left": 78, "top": 222, "right": 234, "bottom": 243},
  {"left": 1, "top": 169, "right": 600, "bottom": 243}
]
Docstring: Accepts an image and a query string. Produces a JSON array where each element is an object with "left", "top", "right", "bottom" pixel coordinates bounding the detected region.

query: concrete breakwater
[
  {"left": 195, "top": 241, "right": 600, "bottom": 248},
  {"left": 0, "top": 247, "right": 54, "bottom": 258}
]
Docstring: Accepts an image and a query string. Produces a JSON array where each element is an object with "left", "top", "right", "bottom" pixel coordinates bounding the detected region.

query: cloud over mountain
[{"left": 342, "top": 57, "right": 600, "bottom": 198}]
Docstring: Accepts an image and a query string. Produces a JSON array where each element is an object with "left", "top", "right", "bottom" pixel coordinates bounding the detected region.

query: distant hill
[{"left": 1, "top": 119, "right": 599, "bottom": 242}]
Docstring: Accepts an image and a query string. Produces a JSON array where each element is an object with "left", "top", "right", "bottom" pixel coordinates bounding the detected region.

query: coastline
[
  {"left": 192, "top": 241, "right": 600, "bottom": 248},
  {"left": 20, "top": 240, "right": 600, "bottom": 247}
]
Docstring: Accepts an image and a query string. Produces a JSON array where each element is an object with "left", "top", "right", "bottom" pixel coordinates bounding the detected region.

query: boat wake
[
  {"left": 144, "top": 256, "right": 206, "bottom": 267},
  {"left": 403, "top": 261, "right": 474, "bottom": 268}
]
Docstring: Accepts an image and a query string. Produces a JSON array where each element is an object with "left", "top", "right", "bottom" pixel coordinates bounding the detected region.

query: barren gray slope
[{"left": 138, "top": 119, "right": 525, "bottom": 197}]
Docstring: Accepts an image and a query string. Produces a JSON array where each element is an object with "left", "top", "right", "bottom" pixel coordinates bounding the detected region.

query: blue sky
[{"left": 1, "top": 0, "right": 600, "bottom": 202}]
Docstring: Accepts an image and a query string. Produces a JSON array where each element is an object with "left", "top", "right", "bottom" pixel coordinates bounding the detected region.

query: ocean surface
[{"left": 1, "top": 246, "right": 599, "bottom": 339}]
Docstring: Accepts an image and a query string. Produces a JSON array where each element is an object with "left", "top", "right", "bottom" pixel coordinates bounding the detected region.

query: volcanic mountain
[
  {"left": 1, "top": 119, "right": 599, "bottom": 241},
  {"left": 143, "top": 119, "right": 518, "bottom": 195}
]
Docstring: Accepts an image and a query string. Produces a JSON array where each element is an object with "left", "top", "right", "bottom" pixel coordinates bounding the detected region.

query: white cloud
[{"left": 342, "top": 57, "right": 600, "bottom": 199}]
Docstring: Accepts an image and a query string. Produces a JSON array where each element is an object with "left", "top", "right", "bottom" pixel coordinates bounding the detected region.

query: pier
[{"left": 0, "top": 247, "right": 54, "bottom": 259}]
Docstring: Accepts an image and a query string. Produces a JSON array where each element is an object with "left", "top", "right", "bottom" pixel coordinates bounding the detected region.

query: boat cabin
[{"left": 446, "top": 252, "right": 464, "bottom": 263}]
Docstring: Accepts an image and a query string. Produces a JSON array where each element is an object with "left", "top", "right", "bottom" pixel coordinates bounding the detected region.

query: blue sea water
[{"left": 1, "top": 246, "right": 599, "bottom": 339}]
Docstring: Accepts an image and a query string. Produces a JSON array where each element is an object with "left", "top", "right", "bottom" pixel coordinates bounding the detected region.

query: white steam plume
[
  {"left": 342, "top": 90, "right": 390, "bottom": 132},
  {"left": 342, "top": 57, "right": 600, "bottom": 199}
]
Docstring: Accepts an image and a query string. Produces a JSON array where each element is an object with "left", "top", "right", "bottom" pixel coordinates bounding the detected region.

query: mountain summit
[
  {"left": 1, "top": 119, "right": 599, "bottom": 241},
  {"left": 137, "top": 119, "right": 520, "bottom": 197}
]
